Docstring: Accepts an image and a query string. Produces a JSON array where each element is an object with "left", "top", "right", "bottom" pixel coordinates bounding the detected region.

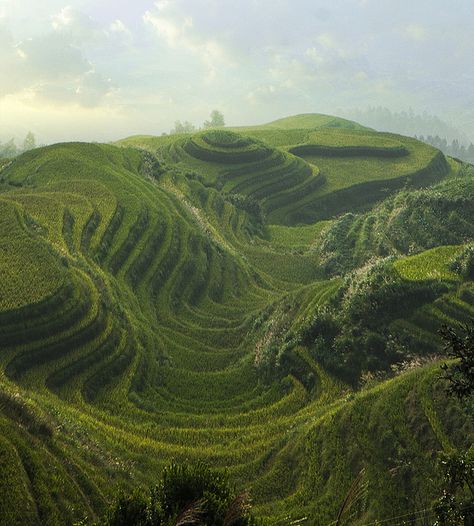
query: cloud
[
  {"left": 0, "top": 42, "right": 110, "bottom": 107},
  {"left": 404, "top": 24, "right": 428, "bottom": 42},
  {"left": 1, "top": 0, "right": 474, "bottom": 143},
  {"left": 246, "top": 84, "right": 277, "bottom": 105},
  {"left": 0, "top": 7, "right": 115, "bottom": 108},
  {"left": 51, "top": 6, "right": 102, "bottom": 44},
  {"left": 108, "top": 19, "right": 132, "bottom": 42},
  {"left": 143, "top": 9, "right": 193, "bottom": 48},
  {"left": 143, "top": 1, "right": 233, "bottom": 81},
  {"left": 32, "top": 70, "right": 113, "bottom": 107}
]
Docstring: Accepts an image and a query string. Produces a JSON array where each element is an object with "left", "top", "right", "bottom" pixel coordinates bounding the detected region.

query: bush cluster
[
  {"left": 450, "top": 244, "right": 474, "bottom": 280},
  {"left": 202, "top": 130, "right": 252, "bottom": 149},
  {"left": 319, "top": 176, "right": 474, "bottom": 276},
  {"left": 224, "top": 193, "right": 264, "bottom": 225},
  {"left": 93, "top": 463, "right": 259, "bottom": 526},
  {"left": 260, "top": 257, "right": 450, "bottom": 384}
]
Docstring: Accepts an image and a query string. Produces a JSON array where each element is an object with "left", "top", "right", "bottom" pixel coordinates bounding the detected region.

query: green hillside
[
  {"left": 254, "top": 113, "right": 370, "bottom": 130},
  {"left": 0, "top": 114, "right": 472, "bottom": 525},
  {"left": 122, "top": 120, "right": 447, "bottom": 226}
]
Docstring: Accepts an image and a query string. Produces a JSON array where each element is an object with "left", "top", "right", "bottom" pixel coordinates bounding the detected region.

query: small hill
[
  {"left": 262, "top": 113, "right": 370, "bottom": 130},
  {"left": 319, "top": 175, "right": 474, "bottom": 275},
  {"left": 121, "top": 122, "right": 449, "bottom": 226}
]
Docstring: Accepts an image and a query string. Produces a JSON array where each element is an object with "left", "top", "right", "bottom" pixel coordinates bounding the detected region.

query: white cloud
[
  {"left": 143, "top": 2, "right": 232, "bottom": 81},
  {"left": 143, "top": 10, "right": 192, "bottom": 48},
  {"left": 108, "top": 19, "right": 132, "bottom": 40},
  {"left": 0, "top": 0, "right": 473, "bottom": 143},
  {"left": 51, "top": 6, "right": 101, "bottom": 44},
  {"left": 404, "top": 24, "right": 428, "bottom": 42},
  {"left": 0, "top": 21, "right": 112, "bottom": 107},
  {"left": 246, "top": 84, "right": 277, "bottom": 104},
  {"left": 51, "top": 6, "right": 74, "bottom": 30}
]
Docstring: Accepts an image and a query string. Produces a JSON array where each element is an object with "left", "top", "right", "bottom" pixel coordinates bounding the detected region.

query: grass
[
  {"left": 289, "top": 129, "right": 409, "bottom": 157},
  {"left": 121, "top": 123, "right": 448, "bottom": 227},
  {"left": 0, "top": 114, "right": 471, "bottom": 525},
  {"left": 258, "top": 113, "right": 370, "bottom": 130},
  {"left": 395, "top": 246, "right": 463, "bottom": 282},
  {"left": 266, "top": 221, "right": 331, "bottom": 250},
  {"left": 317, "top": 175, "right": 474, "bottom": 275},
  {"left": 0, "top": 200, "right": 67, "bottom": 312}
]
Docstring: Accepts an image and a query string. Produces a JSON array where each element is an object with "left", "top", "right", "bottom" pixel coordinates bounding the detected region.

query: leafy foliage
[
  {"left": 434, "top": 323, "right": 474, "bottom": 525},
  {"left": 440, "top": 323, "right": 474, "bottom": 401},
  {"left": 319, "top": 177, "right": 474, "bottom": 275},
  {"left": 100, "top": 463, "right": 256, "bottom": 526},
  {"left": 203, "top": 110, "right": 225, "bottom": 129},
  {"left": 451, "top": 245, "right": 474, "bottom": 280}
]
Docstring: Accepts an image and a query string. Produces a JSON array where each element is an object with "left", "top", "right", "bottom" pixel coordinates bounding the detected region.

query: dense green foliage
[
  {"left": 451, "top": 244, "right": 474, "bottom": 280},
  {"left": 122, "top": 121, "right": 447, "bottom": 226},
  {"left": 0, "top": 114, "right": 472, "bottom": 525},
  {"left": 318, "top": 176, "right": 474, "bottom": 275},
  {"left": 100, "top": 463, "right": 256, "bottom": 526},
  {"left": 434, "top": 324, "right": 474, "bottom": 525}
]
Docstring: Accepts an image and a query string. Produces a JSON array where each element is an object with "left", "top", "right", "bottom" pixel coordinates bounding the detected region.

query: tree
[
  {"left": 170, "top": 121, "right": 196, "bottom": 134},
  {"left": 98, "top": 462, "right": 257, "bottom": 526},
  {"left": 467, "top": 144, "right": 474, "bottom": 162},
  {"left": 203, "top": 110, "right": 225, "bottom": 129},
  {"left": 0, "top": 138, "right": 17, "bottom": 158},
  {"left": 434, "top": 323, "right": 474, "bottom": 525},
  {"left": 440, "top": 323, "right": 474, "bottom": 400},
  {"left": 23, "top": 131, "right": 36, "bottom": 151}
]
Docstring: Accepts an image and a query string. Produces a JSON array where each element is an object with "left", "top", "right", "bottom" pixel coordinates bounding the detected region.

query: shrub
[
  {"left": 105, "top": 490, "right": 150, "bottom": 526},
  {"left": 140, "top": 151, "right": 164, "bottom": 180},
  {"left": 224, "top": 193, "right": 264, "bottom": 224},
  {"left": 202, "top": 130, "right": 252, "bottom": 149},
  {"left": 450, "top": 244, "right": 474, "bottom": 280},
  {"left": 155, "top": 463, "right": 232, "bottom": 524},
  {"left": 99, "top": 463, "right": 258, "bottom": 526}
]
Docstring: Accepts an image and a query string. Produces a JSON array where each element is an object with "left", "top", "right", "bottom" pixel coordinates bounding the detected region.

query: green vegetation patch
[
  {"left": 183, "top": 133, "right": 271, "bottom": 164},
  {"left": 264, "top": 113, "right": 369, "bottom": 130},
  {"left": 395, "top": 246, "right": 463, "bottom": 282},
  {"left": 0, "top": 201, "right": 66, "bottom": 312},
  {"left": 201, "top": 129, "right": 253, "bottom": 149},
  {"left": 267, "top": 221, "right": 331, "bottom": 250},
  {"left": 0, "top": 115, "right": 471, "bottom": 525},
  {"left": 318, "top": 176, "right": 474, "bottom": 275},
  {"left": 289, "top": 129, "right": 409, "bottom": 157},
  {"left": 300, "top": 136, "right": 441, "bottom": 195}
]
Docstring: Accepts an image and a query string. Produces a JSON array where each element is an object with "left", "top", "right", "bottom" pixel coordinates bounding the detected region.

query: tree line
[
  {"left": 346, "top": 107, "right": 470, "bottom": 144},
  {"left": 0, "top": 131, "right": 37, "bottom": 158},
  {"left": 344, "top": 106, "right": 474, "bottom": 164},
  {"left": 169, "top": 110, "right": 225, "bottom": 135},
  {"left": 416, "top": 134, "right": 474, "bottom": 163}
]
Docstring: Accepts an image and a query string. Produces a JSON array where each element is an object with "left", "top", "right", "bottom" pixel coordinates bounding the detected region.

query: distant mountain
[{"left": 343, "top": 106, "right": 470, "bottom": 142}]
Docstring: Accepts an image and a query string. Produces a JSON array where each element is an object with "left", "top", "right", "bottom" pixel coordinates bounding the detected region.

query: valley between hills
[{"left": 0, "top": 114, "right": 473, "bottom": 525}]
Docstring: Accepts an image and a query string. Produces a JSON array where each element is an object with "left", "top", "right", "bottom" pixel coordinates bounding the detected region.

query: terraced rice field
[
  {"left": 125, "top": 118, "right": 448, "bottom": 226},
  {"left": 0, "top": 115, "right": 472, "bottom": 525}
]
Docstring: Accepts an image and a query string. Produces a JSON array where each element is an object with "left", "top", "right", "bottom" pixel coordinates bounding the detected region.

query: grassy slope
[
  {"left": 0, "top": 114, "right": 471, "bottom": 524},
  {"left": 120, "top": 119, "right": 448, "bottom": 226}
]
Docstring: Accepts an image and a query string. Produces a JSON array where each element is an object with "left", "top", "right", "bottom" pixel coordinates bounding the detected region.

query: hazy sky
[{"left": 1, "top": 0, "right": 473, "bottom": 143}]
